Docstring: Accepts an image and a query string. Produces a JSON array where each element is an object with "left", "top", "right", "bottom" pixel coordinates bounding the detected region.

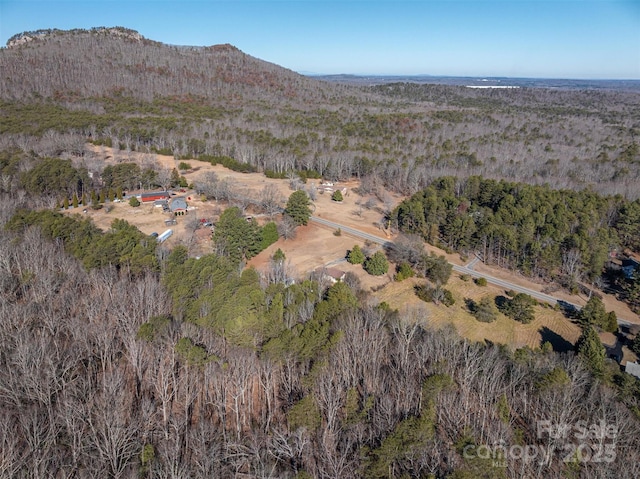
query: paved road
[
  {"left": 465, "top": 257, "right": 481, "bottom": 270},
  {"left": 311, "top": 215, "right": 637, "bottom": 327},
  {"left": 312, "top": 216, "right": 395, "bottom": 248}
]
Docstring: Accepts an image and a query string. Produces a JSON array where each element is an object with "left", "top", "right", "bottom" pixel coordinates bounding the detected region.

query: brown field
[
  {"left": 71, "top": 145, "right": 640, "bottom": 353},
  {"left": 374, "top": 274, "right": 583, "bottom": 351}
]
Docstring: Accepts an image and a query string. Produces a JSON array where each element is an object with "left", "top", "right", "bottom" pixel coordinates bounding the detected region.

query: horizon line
[{"left": 300, "top": 72, "right": 640, "bottom": 82}]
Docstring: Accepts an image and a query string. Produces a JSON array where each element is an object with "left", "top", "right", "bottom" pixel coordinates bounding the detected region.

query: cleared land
[
  {"left": 374, "top": 274, "right": 583, "bottom": 350},
  {"left": 72, "top": 146, "right": 639, "bottom": 354}
]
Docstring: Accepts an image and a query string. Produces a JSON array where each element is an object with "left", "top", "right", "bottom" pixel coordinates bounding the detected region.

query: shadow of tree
[
  {"left": 464, "top": 298, "right": 477, "bottom": 313},
  {"left": 557, "top": 300, "right": 580, "bottom": 320},
  {"left": 604, "top": 332, "right": 625, "bottom": 363},
  {"left": 539, "top": 326, "right": 574, "bottom": 353},
  {"left": 495, "top": 295, "right": 508, "bottom": 311}
]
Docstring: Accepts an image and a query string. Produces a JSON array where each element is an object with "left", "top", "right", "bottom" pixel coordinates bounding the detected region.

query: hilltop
[
  {"left": 5, "top": 26, "right": 146, "bottom": 47},
  {"left": 1, "top": 26, "right": 639, "bottom": 200},
  {"left": 0, "top": 27, "right": 342, "bottom": 104}
]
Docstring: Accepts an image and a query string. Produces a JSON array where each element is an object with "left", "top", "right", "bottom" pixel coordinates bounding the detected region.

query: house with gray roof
[{"left": 169, "top": 197, "right": 188, "bottom": 215}]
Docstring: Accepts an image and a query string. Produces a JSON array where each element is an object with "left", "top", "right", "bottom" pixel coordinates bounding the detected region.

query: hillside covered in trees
[
  {"left": 2, "top": 206, "right": 640, "bottom": 478},
  {"left": 392, "top": 176, "right": 640, "bottom": 314},
  {"left": 1, "top": 27, "right": 640, "bottom": 199},
  {"left": 1, "top": 27, "right": 640, "bottom": 478}
]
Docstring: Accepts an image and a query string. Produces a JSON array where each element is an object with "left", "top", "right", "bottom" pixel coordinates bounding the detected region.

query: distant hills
[
  {"left": 1, "top": 27, "right": 639, "bottom": 199},
  {"left": 5, "top": 27, "right": 637, "bottom": 104},
  {"left": 312, "top": 74, "right": 640, "bottom": 91}
]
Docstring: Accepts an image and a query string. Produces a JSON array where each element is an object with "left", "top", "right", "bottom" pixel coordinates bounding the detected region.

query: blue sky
[{"left": 1, "top": 0, "right": 639, "bottom": 79}]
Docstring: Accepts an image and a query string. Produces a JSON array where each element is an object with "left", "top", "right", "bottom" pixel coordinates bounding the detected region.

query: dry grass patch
[{"left": 374, "top": 273, "right": 582, "bottom": 350}]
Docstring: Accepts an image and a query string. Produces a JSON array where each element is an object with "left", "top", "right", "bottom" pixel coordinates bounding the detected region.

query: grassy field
[{"left": 374, "top": 272, "right": 583, "bottom": 351}]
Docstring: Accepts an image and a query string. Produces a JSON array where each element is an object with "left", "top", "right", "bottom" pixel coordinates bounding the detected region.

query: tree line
[{"left": 393, "top": 176, "right": 640, "bottom": 313}]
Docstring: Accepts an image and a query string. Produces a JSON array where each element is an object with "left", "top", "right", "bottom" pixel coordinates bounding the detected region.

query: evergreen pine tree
[
  {"left": 171, "top": 168, "right": 181, "bottom": 187},
  {"left": 502, "top": 293, "right": 536, "bottom": 324},
  {"left": 363, "top": 251, "right": 389, "bottom": 275},
  {"left": 213, "top": 207, "right": 262, "bottom": 264},
  {"left": 580, "top": 295, "right": 607, "bottom": 327},
  {"left": 347, "top": 245, "right": 365, "bottom": 264},
  {"left": 285, "top": 190, "right": 312, "bottom": 226},
  {"left": 576, "top": 325, "right": 606, "bottom": 377},
  {"left": 272, "top": 248, "right": 286, "bottom": 262},
  {"left": 604, "top": 311, "right": 618, "bottom": 333},
  {"left": 91, "top": 193, "right": 101, "bottom": 210},
  {"left": 260, "top": 222, "right": 279, "bottom": 250}
]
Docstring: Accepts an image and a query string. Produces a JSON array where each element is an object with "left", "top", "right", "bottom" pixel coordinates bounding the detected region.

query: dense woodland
[
  {"left": 1, "top": 28, "right": 640, "bottom": 478},
  {"left": 1, "top": 28, "right": 640, "bottom": 199},
  {"left": 392, "top": 176, "right": 640, "bottom": 313},
  {"left": 3, "top": 206, "right": 640, "bottom": 478}
]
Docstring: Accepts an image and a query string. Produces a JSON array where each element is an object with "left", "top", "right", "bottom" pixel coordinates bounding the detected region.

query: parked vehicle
[{"left": 157, "top": 229, "right": 173, "bottom": 243}]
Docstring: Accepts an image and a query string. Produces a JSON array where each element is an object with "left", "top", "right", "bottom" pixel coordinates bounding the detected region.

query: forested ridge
[
  {"left": 2, "top": 27, "right": 640, "bottom": 478},
  {"left": 1, "top": 27, "right": 639, "bottom": 198}
]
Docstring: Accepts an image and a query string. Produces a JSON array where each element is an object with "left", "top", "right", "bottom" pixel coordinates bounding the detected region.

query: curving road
[{"left": 311, "top": 215, "right": 637, "bottom": 327}]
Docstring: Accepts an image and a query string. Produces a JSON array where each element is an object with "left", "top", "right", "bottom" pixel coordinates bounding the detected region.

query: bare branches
[
  {"left": 259, "top": 183, "right": 285, "bottom": 219},
  {"left": 0, "top": 222, "right": 638, "bottom": 477}
]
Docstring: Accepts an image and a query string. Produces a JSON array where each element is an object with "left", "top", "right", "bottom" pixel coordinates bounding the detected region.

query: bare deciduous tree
[
  {"left": 277, "top": 216, "right": 297, "bottom": 240},
  {"left": 260, "top": 184, "right": 285, "bottom": 218}
]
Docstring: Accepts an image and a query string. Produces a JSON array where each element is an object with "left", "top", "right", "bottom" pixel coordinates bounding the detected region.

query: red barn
[{"left": 140, "top": 191, "right": 170, "bottom": 202}]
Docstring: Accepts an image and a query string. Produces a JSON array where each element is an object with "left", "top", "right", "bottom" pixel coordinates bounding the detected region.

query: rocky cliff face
[{"left": 6, "top": 27, "right": 145, "bottom": 48}]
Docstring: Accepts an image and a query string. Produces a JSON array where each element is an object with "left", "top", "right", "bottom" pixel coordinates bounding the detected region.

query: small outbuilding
[{"left": 314, "top": 267, "right": 346, "bottom": 284}]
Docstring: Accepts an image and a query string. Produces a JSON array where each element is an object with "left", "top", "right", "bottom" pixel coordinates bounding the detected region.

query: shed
[{"left": 314, "top": 267, "right": 346, "bottom": 284}]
